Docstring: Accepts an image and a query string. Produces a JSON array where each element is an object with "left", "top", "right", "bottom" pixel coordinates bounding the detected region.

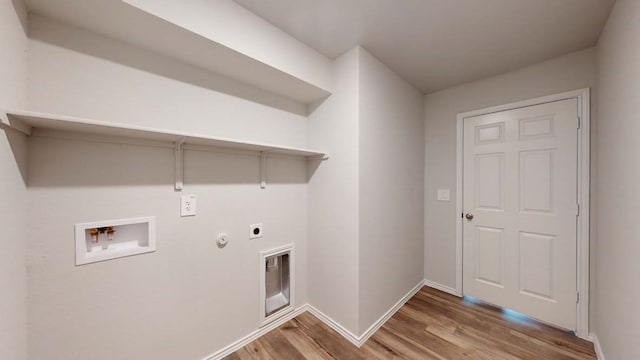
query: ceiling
[
  {"left": 234, "top": 0, "right": 615, "bottom": 93},
  {"left": 23, "top": 0, "right": 615, "bottom": 96}
]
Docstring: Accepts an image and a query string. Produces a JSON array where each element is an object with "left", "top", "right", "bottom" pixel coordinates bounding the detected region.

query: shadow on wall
[
  {"left": 26, "top": 136, "right": 308, "bottom": 188},
  {"left": 3, "top": 128, "right": 28, "bottom": 185},
  {"left": 11, "top": 0, "right": 28, "bottom": 34},
  {"left": 307, "top": 158, "right": 323, "bottom": 181},
  {"left": 28, "top": 16, "right": 310, "bottom": 116}
]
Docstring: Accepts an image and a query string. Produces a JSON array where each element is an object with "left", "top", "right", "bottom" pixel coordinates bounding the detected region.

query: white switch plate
[
  {"left": 437, "top": 189, "right": 450, "bottom": 201},
  {"left": 181, "top": 195, "right": 197, "bottom": 216}
]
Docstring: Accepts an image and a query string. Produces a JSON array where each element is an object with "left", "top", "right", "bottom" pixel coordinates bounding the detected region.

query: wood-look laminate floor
[{"left": 224, "top": 287, "right": 596, "bottom": 360}]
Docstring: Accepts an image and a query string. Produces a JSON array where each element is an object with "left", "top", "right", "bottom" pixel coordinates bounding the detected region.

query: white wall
[
  {"left": 26, "top": 16, "right": 423, "bottom": 355},
  {"left": 0, "top": 0, "right": 29, "bottom": 359},
  {"left": 595, "top": 0, "right": 640, "bottom": 358},
  {"left": 25, "top": 17, "right": 311, "bottom": 360},
  {"left": 307, "top": 47, "right": 361, "bottom": 335},
  {"left": 308, "top": 47, "right": 425, "bottom": 337},
  {"left": 28, "top": 16, "right": 310, "bottom": 145},
  {"left": 358, "top": 49, "right": 424, "bottom": 333},
  {"left": 423, "top": 48, "right": 597, "bottom": 298}
]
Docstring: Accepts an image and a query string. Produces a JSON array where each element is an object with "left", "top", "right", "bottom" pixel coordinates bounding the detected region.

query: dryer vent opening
[{"left": 260, "top": 245, "right": 294, "bottom": 325}]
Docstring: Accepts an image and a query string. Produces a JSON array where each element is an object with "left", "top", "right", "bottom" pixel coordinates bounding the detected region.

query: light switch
[{"left": 437, "top": 189, "right": 450, "bottom": 201}]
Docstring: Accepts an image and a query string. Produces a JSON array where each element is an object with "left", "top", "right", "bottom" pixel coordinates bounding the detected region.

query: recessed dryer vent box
[
  {"left": 260, "top": 244, "right": 294, "bottom": 326},
  {"left": 74, "top": 216, "right": 156, "bottom": 265}
]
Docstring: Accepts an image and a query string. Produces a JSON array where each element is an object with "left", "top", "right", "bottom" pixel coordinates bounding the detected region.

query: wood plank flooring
[{"left": 224, "top": 287, "right": 596, "bottom": 359}]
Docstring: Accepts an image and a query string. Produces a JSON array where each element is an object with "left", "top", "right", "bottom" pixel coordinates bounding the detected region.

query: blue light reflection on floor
[
  {"left": 463, "top": 295, "right": 483, "bottom": 305},
  {"left": 463, "top": 296, "right": 533, "bottom": 325},
  {"left": 502, "top": 308, "right": 534, "bottom": 325}
]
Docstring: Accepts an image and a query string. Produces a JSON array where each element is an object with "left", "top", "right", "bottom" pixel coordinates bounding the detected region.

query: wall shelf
[
  {"left": 27, "top": 1, "right": 333, "bottom": 106},
  {"left": 1, "top": 109, "right": 329, "bottom": 189}
]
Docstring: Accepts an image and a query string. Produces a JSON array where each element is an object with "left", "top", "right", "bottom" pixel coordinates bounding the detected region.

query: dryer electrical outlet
[{"left": 250, "top": 223, "right": 263, "bottom": 239}]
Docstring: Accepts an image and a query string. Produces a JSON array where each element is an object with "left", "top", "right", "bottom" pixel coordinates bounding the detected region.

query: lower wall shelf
[
  {"left": 75, "top": 216, "right": 156, "bottom": 265},
  {"left": 1, "top": 109, "right": 329, "bottom": 190}
]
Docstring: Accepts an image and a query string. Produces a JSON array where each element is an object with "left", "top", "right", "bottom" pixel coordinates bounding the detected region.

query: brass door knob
[{"left": 465, "top": 213, "right": 474, "bottom": 220}]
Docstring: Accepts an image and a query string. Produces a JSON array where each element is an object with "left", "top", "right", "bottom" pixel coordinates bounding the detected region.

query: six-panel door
[{"left": 463, "top": 99, "right": 578, "bottom": 330}]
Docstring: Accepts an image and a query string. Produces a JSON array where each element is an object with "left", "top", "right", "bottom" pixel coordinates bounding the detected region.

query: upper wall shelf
[
  {"left": 1, "top": 109, "right": 328, "bottom": 189},
  {"left": 27, "top": 1, "right": 333, "bottom": 107}
]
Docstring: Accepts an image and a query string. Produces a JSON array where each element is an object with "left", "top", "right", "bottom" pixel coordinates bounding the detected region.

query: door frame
[{"left": 455, "top": 88, "right": 590, "bottom": 339}]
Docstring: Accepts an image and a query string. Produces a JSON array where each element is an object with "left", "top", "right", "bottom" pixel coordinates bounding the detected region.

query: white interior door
[{"left": 462, "top": 99, "right": 578, "bottom": 330}]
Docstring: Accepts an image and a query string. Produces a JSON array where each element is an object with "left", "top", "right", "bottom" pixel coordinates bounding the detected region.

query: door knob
[{"left": 465, "top": 213, "right": 474, "bottom": 220}]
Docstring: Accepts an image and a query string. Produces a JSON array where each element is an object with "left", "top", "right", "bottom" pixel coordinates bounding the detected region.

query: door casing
[{"left": 455, "top": 88, "right": 590, "bottom": 339}]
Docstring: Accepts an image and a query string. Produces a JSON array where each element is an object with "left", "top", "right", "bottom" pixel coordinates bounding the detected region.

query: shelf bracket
[
  {"left": 174, "top": 139, "right": 186, "bottom": 191},
  {"left": 260, "top": 151, "right": 267, "bottom": 189}
]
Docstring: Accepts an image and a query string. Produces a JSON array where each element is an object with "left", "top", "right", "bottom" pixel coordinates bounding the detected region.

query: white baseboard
[
  {"left": 202, "top": 305, "right": 308, "bottom": 360},
  {"left": 357, "top": 280, "right": 425, "bottom": 345},
  {"left": 424, "top": 279, "right": 461, "bottom": 297},
  {"left": 203, "top": 279, "right": 426, "bottom": 358},
  {"left": 592, "top": 334, "right": 606, "bottom": 360},
  {"left": 305, "top": 305, "right": 361, "bottom": 346},
  {"left": 308, "top": 279, "right": 425, "bottom": 347}
]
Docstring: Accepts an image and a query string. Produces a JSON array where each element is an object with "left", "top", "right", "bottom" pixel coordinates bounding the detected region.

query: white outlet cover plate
[
  {"left": 250, "top": 223, "right": 263, "bottom": 239},
  {"left": 181, "top": 195, "right": 197, "bottom": 216}
]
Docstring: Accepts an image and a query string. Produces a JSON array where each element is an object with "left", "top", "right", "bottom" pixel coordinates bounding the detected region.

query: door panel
[
  {"left": 519, "top": 231, "right": 555, "bottom": 300},
  {"left": 520, "top": 150, "right": 554, "bottom": 213},
  {"left": 463, "top": 99, "right": 578, "bottom": 331},
  {"left": 475, "top": 153, "right": 504, "bottom": 210},
  {"left": 475, "top": 226, "right": 504, "bottom": 287}
]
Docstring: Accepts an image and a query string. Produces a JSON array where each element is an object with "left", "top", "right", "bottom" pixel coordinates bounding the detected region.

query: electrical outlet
[
  {"left": 181, "top": 195, "right": 196, "bottom": 217},
  {"left": 250, "top": 223, "right": 263, "bottom": 239}
]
